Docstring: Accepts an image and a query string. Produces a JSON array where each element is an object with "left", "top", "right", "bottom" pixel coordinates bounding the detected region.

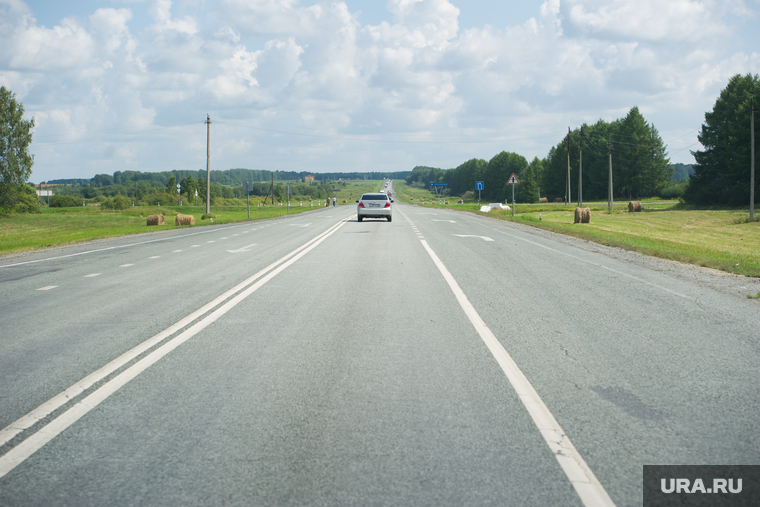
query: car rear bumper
[{"left": 357, "top": 206, "right": 392, "bottom": 218}]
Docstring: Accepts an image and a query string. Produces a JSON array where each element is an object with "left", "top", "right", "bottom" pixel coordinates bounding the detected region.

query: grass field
[
  {"left": 394, "top": 180, "right": 760, "bottom": 277},
  {"left": 4, "top": 179, "right": 759, "bottom": 278},
  {"left": 0, "top": 180, "right": 386, "bottom": 255}
]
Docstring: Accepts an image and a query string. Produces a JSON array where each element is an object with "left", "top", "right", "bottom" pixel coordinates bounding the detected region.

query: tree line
[
  {"left": 408, "top": 106, "right": 674, "bottom": 203},
  {"left": 2, "top": 74, "right": 758, "bottom": 215},
  {"left": 46, "top": 169, "right": 412, "bottom": 188},
  {"left": 407, "top": 74, "right": 759, "bottom": 207}
]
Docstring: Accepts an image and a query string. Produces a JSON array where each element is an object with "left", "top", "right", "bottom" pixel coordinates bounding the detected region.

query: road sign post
[
  {"left": 476, "top": 181, "right": 484, "bottom": 206},
  {"left": 430, "top": 182, "right": 448, "bottom": 205},
  {"left": 506, "top": 173, "right": 520, "bottom": 217},
  {"left": 177, "top": 183, "right": 181, "bottom": 206}
]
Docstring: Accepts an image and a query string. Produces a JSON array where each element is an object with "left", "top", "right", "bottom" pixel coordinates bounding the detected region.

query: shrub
[
  {"left": 14, "top": 185, "right": 42, "bottom": 214},
  {"left": 101, "top": 195, "right": 132, "bottom": 210},
  {"left": 50, "top": 194, "right": 82, "bottom": 208},
  {"left": 201, "top": 213, "right": 216, "bottom": 220}
]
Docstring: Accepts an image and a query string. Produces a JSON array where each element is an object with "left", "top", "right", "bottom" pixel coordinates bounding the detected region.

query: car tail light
[
  {"left": 358, "top": 202, "right": 365, "bottom": 207},
  {"left": 384, "top": 202, "right": 391, "bottom": 208}
]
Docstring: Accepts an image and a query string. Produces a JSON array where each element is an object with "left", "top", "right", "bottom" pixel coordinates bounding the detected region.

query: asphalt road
[{"left": 0, "top": 187, "right": 758, "bottom": 506}]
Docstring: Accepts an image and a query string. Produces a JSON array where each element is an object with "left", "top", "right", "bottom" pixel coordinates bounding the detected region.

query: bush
[
  {"left": 143, "top": 191, "right": 176, "bottom": 206},
  {"left": 14, "top": 185, "right": 41, "bottom": 213},
  {"left": 101, "top": 195, "right": 132, "bottom": 210},
  {"left": 656, "top": 180, "right": 688, "bottom": 200},
  {"left": 50, "top": 194, "right": 83, "bottom": 208},
  {"left": 201, "top": 213, "right": 216, "bottom": 220}
]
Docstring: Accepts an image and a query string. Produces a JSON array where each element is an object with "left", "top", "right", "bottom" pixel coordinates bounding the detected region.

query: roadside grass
[
  {"left": 1, "top": 180, "right": 387, "bottom": 256},
  {"left": 469, "top": 202, "right": 760, "bottom": 277},
  {"left": 394, "top": 181, "right": 759, "bottom": 277},
  {"left": 0, "top": 204, "right": 317, "bottom": 255}
]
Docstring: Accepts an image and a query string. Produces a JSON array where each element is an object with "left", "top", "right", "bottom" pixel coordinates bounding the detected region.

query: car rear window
[{"left": 361, "top": 194, "right": 388, "bottom": 200}]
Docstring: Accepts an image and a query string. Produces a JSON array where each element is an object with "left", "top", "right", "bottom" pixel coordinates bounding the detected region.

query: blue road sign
[
  {"left": 476, "top": 181, "right": 484, "bottom": 190},
  {"left": 430, "top": 182, "right": 449, "bottom": 187}
]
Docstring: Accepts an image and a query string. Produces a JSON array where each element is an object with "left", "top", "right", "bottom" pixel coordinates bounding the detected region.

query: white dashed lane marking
[
  {"left": 119, "top": 264, "right": 134, "bottom": 268},
  {"left": 36, "top": 286, "right": 57, "bottom": 291},
  {"left": 148, "top": 256, "right": 160, "bottom": 259},
  {"left": 83, "top": 274, "right": 101, "bottom": 278}
]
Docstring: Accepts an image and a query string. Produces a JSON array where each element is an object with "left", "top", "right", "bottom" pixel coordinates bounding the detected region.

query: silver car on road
[{"left": 356, "top": 193, "right": 393, "bottom": 222}]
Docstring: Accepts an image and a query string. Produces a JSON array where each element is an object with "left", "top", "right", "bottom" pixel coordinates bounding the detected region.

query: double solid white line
[{"left": 0, "top": 217, "right": 349, "bottom": 479}]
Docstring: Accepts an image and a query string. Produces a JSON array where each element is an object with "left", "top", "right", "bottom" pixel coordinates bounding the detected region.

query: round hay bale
[
  {"left": 539, "top": 197, "right": 548, "bottom": 203},
  {"left": 175, "top": 214, "right": 195, "bottom": 226},
  {"left": 628, "top": 200, "right": 642, "bottom": 212},
  {"left": 554, "top": 198, "right": 563, "bottom": 203},
  {"left": 582, "top": 207, "right": 591, "bottom": 223},
  {"left": 147, "top": 214, "right": 165, "bottom": 226},
  {"left": 574, "top": 207, "right": 582, "bottom": 224}
]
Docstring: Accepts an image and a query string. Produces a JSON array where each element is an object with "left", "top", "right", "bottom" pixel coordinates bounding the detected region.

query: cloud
[{"left": 1, "top": 0, "right": 758, "bottom": 181}]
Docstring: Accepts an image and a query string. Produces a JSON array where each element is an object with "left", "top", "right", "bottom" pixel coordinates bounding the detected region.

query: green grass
[
  {"left": 439, "top": 200, "right": 760, "bottom": 277},
  {"left": 1, "top": 204, "right": 317, "bottom": 255},
  {"left": 1, "top": 180, "right": 388, "bottom": 255},
  {"left": 394, "top": 180, "right": 760, "bottom": 276}
]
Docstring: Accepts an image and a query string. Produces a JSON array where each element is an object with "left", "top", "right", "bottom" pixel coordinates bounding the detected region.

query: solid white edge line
[
  {"left": 0, "top": 217, "right": 350, "bottom": 449},
  {"left": 0, "top": 217, "right": 349, "bottom": 478},
  {"left": 419, "top": 239, "right": 616, "bottom": 507},
  {"left": 0, "top": 224, "right": 243, "bottom": 269}
]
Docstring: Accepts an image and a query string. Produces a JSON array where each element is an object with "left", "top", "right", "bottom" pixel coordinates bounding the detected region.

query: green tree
[
  {"left": 515, "top": 158, "right": 539, "bottom": 203},
  {"left": 485, "top": 151, "right": 527, "bottom": 201},
  {"left": 0, "top": 87, "right": 35, "bottom": 214},
  {"left": 685, "top": 73, "right": 760, "bottom": 205},
  {"left": 614, "top": 107, "right": 671, "bottom": 199},
  {"left": 166, "top": 176, "right": 177, "bottom": 194}
]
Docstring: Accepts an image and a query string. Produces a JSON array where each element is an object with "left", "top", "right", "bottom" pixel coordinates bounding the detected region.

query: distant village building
[{"left": 304, "top": 175, "right": 315, "bottom": 183}]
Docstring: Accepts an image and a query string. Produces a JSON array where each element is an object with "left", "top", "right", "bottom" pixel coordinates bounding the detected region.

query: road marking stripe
[
  {"left": 119, "top": 264, "right": 134, "bottom": 268},
  {"left": 420, "top": 239, "right": 615, "bottom": 507},
  {"left": 148, "top": 256, "right": 160, "bottom": 259},
  {"left": 0, "top": 217, "right": 350, "bottom": 460},
  {"left": 36, "top": 286, "right": 57, "bottom": 291},
  {"left": 83, "top": 273, "right": 101, "bottom": 278}
]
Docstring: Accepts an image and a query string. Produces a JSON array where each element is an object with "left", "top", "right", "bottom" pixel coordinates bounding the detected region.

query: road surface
[{"left": 0, "top": 190, "right": 758, "bottom": 506}]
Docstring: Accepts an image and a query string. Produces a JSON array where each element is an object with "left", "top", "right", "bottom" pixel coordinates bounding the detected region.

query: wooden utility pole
[
  {"left": 578, "top": 126, "right": 583, "bottom": 207},
  {"left": 751, "top": 95, "right": 756, "bottom": 221},
  {"left": 607, "top": 142, "right": 613, "bottom": 212},
  {"left": 271, "top": 172, "right": 274, "bottom": 205},
  {"left": 566, "top": 127, "right": 571, "bottom": 205},
  {"left": 205, "top": 114, "right": 211, "bottom": 215}
]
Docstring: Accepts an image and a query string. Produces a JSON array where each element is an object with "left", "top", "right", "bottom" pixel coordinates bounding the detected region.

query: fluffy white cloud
[{"left": 1, "top": 0, "right": 758, "bottom": 181}]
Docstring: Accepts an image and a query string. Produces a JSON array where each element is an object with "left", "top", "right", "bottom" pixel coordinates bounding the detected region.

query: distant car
[{"left": 356, "top": 193, "right": 393, "bottom": 222}]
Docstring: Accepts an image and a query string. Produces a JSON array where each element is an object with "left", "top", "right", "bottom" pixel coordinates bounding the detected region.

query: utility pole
[
  {"left": 566, "top": 127, "right": 571, "bottom": 205},
  {"left": 578, "top": 126, "right": 583, "bottom": 207},
  {"left": 271, "top": 173, "right": 274, "bottom": 205},
  {"left": 205, "top": 114, "right": 211, "bottom": 215},
  {"left": 751, "top": 95, "right": 756, "bottom": 221},
  {"left": 607, "top": 142, "right": 613, "bottom": 212},
  {"left": 246, "top": 181, "right": 250, "bottom": 219}
]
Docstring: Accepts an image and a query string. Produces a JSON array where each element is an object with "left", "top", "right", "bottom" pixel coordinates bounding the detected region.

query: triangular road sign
[{"left": 507, "top": 173, "right": 520, "bottom": 185}]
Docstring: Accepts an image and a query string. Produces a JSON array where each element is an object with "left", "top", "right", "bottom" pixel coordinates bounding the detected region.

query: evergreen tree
[
  {"left": 515, "top": 159, "right": 539, "bottom": 203},
  {"left": 685, "top": 73, "right": 760, "bottom": 205}
]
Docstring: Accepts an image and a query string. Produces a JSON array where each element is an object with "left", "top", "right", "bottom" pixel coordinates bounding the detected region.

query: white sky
[{"left": 2, "top": 0, "right": 759, "bottom": 182}]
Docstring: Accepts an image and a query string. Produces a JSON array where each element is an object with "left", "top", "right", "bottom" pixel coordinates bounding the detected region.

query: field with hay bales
[
  {"left": 0, "top": 204, "right": 318, "bottom": 255},
  {"left": 1, "top": 180, "right": 386, "bottom": 256},
  {"left": 395, "top": 180, "right": 760, "bottom": 277},
  {"left": 480, "top": 203, "right": 760, "bottom": 277}
]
